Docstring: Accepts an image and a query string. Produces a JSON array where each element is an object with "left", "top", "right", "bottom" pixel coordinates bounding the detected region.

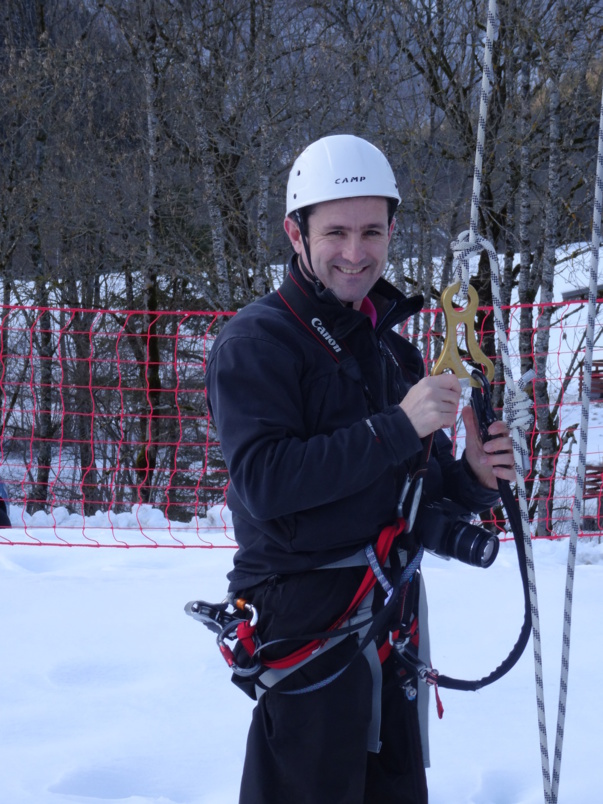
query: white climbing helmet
[{"left": 285, "top": 134, "right": 401, "bottom": 217}]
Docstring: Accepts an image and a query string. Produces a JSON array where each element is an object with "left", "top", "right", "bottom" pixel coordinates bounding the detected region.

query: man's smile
[{"left": 334, "top": 265, "right": 368, "bottom": 275}]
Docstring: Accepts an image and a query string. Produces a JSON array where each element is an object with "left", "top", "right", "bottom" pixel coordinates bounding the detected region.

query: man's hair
[{"left": 293, "top": 198, "right": 398, "bottom": 230}]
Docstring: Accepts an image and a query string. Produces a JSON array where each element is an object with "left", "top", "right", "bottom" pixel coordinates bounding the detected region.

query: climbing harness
[{"left": 186, "top": 521, "right": 427, "bottom": 732}]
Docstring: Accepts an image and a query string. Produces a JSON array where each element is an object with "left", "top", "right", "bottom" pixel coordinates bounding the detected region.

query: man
[{"left": 205, "top": 134, "right": 515, "bottom": 804}]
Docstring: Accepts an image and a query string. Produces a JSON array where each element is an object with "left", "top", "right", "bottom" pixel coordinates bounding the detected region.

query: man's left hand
[{"left": 462, "top": 406, "right": 517, "bottom": 490}]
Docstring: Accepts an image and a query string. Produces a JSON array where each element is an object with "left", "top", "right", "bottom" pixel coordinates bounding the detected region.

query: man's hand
[
  {"left": 462, "top": 405, "right": 516, "bottom": 489},
  {"left": 399, "top": 375, "right": 462, "bottom": 439}
]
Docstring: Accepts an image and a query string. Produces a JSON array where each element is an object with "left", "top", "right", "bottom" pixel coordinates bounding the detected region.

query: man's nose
[{"left": 341, "top": 235, "right": 365, "bottom": 263}]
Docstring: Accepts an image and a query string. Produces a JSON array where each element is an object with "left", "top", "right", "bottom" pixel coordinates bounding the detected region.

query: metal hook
[{"left": 432, "top": 282, "right": 494, "bottom": 387}]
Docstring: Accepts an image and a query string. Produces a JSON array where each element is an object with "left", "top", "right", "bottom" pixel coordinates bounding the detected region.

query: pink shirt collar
[{"left": 359, "top": 296, "right": 377, "bottom": 328}]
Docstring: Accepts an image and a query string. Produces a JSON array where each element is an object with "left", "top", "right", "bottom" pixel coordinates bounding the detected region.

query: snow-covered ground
[
  {"left": 1, "top": 519, "right": 602, "bottom": 804},
  {"left": 1, "top": 242, "right": 602, "bottom": 802}
]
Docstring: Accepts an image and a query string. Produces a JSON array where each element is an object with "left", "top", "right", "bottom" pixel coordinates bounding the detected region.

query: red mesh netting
[{"left": 0, "top": 298, "right": 601, "bottom": 547}]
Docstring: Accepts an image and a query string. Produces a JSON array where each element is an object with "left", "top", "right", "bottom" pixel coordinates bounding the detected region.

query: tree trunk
[
  {"left": 135, "top": 20, "right": 164, "bottom": 506},
  {"left": 29, "top": 288, "right": 53, "bottom": 514},
  {"left": 534, "top": 47, "right": 562, "bottom": 537}
]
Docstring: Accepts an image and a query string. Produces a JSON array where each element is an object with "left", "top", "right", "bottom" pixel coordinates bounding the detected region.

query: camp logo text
[
  {"left": 335, "top": 176, "right": 366, "bottom": 185},
  {"left": 311, "top": 318, "right": 342, "bottom": 353}
]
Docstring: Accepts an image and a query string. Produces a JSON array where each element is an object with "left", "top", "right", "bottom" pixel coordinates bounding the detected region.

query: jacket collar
[{"left": 288, "top": 255, "right": 424, "bottom": 338}]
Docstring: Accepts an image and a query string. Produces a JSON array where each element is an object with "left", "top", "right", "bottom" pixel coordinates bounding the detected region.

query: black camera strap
[{"left": 433, "top": 370, "right": 532, "bottom": 691}]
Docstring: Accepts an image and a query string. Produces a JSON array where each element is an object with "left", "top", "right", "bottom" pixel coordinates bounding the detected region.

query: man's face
[{"left": 284, "top": 196, "right": 394, "bottom": 309}]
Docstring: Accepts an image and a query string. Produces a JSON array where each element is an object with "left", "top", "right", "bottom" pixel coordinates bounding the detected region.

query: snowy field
[
  {"left": 1, "top": 521, "right": 602, "bottom": 804},
  {"left": 1, "top": 243, "right": 602, "bottom": 802}
]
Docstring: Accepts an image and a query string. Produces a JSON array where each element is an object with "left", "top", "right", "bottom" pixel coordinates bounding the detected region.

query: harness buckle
[
  {"left": 391, "top": 636, "right": 439, "bottom": 687},
  {"left": 184, "top": 599, "right": 235, "bottom": 635},
  {"left": 185, "top": 598, "right": 263, "bottom": 677},
  {"left": 234, "top": 597, "right": 259, "bottom": 627}
]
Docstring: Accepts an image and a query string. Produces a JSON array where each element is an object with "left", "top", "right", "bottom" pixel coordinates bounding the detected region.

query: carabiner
[
  {"left": 432, "top": 282, "right": 494, "bottom": 387},
  {"left": 234, "top": 598, "right": 259, "bottom": 627},
  {"left": 391, "top": 636, "right": 439, "bottom": 687},
  {"left": 215, "top": 618, "right": 263, "bottom": 677}
]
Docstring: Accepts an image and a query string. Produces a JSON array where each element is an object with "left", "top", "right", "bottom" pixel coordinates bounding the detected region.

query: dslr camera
[{"left": 414, "top": 498, "right": 499, "bottom": 569}]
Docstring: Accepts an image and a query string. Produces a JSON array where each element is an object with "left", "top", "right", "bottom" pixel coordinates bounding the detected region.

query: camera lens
[
  {"left": 445, "top": 522, "right": 499, "bottom": 569},
  {"left": 480, "top": 536, "right": 498, "bottom": 568}
]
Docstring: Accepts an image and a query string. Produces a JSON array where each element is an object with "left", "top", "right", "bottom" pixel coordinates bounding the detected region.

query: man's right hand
[{"left": 399, "top": 374, "right": 462, "bottom": 438}]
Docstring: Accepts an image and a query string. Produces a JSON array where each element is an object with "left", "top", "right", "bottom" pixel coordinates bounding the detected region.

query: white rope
[
  {"left": 452, "top": 232, "right": 552, "bottom": 802},
  {"left": 549, "top": 83, "right": 603, "bottom": 802},
  {"left": 456, "top": 0, "right": 499, "bottom": 301},
  {"left": 448, "top": 1, "right": 556, "bottom": 800},
  {"left": 446, "top": 1, "right": 603, "bottom": 800}
]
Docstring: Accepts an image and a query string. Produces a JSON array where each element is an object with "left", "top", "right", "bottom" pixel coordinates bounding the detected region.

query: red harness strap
[{"left": 237, "top": 517, "right": 406, "bottom": 670}]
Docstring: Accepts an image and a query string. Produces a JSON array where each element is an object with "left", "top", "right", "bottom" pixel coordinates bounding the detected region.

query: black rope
[{"left": 435, "top": 372, "right": 532, "bottom": 691}]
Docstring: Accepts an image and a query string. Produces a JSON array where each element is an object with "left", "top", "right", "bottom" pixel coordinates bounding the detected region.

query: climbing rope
[
  {"left": 456, "top": 0, "right": 499, "bottom": 300},
  {"left": 444, "top": 0, "right": 603, "bottom": 798},
  {"left": 549, "top": 83, "right": 603, "bottom": 802},
  {"left": 444, "top": 0, "right": 565, "bottom": 800},
  {"left": 451, "top": 227, "right": 551, "bottom": 801}
]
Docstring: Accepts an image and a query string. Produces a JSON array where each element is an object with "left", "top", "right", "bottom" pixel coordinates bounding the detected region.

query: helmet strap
[
  {"left": 294, "top": 210, "right": 313, "bottom": 273},
  {"left": 294, "top": 210, "right": 322, "bottom": 290}
]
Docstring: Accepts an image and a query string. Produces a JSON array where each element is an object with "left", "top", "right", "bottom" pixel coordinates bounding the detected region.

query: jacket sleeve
[{"left": 206, "top": 331, "right": 425, "bottom": 522}]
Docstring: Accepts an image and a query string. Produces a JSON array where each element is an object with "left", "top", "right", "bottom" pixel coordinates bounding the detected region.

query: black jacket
[{"left": 206, "top": 257, "right": 499, "bottom": 590}]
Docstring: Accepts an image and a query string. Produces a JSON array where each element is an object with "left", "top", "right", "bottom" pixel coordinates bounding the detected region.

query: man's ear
[
  {"left": 284, "top": 216, "right": 303, "bottom": 255},
  {"left": 388, "top": 216, "right": 396, "bottom": 242}
]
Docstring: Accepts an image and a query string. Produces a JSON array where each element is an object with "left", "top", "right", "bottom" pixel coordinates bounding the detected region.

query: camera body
[{"left": 414, "top": 498, "right": 499, "bottom": 569}]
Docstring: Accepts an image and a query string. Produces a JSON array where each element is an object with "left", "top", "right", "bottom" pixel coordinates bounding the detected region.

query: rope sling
[{"left": 447, "top": 1, "right": 602, "bottom": 800}]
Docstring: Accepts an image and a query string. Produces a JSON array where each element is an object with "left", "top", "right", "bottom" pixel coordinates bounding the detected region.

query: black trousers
[{"left": 235, "top": 568, "right": 428, "bottom": 804}]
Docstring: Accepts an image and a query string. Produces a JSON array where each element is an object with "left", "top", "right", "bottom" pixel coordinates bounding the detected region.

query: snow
[
  {"left": 2, "top": 242, "right": 603, "bottom": 802},
  {"left": 1, "top": 518, "right": 602, "bottom": 803}
]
